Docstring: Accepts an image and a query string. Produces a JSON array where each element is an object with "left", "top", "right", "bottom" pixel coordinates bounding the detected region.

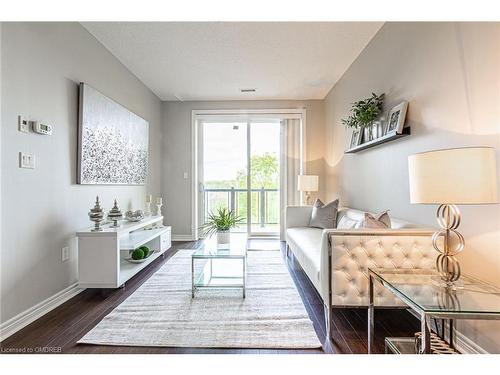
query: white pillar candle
[
  {"left": 157, "top": 197, "right": 162, "bottom": 205},
  {"left": 146, "top": 194, "right": 152, "bottom": 203}
]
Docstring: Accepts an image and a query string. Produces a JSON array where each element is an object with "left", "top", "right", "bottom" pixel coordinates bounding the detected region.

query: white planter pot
[
  {"left": 363, "top": 126, "right": 372, "bottom": 142},
  {"left": 216, "top": 231, "right": 230, "bottom": 244}
]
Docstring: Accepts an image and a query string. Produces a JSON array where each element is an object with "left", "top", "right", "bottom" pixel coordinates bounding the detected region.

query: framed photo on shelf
[
  {"left": 349, "top": 128, "right": 362, "bottom": 149},
  {"left": 385, "top": 101, "right": 408, "bottom": 135}
]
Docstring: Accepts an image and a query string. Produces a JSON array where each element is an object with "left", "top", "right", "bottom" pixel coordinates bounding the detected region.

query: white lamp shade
[
  {"left": 297, "top": 175, "right": 319, "bottom": 192},
  {"left": 408, "top": 147, "right": 498, "bottom": 204}
]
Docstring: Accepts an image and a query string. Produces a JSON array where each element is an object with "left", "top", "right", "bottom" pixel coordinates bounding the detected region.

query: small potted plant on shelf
[
  {"left": 199, "top": 207, "right": 243, "bottom": 244},
  {"left": 342, "top": 93, "right": 384, "bottom": 143}
]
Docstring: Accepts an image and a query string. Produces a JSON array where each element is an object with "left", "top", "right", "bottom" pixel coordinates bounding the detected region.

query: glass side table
[
  {"left": 385, "top": 337, "right": 416, "bottom": 354},
  {"left": 191, "top": 234, "right": 247, "bottom": 298},
  {"left": 368, "top": 268, "right": 500, "bottom": 354}
]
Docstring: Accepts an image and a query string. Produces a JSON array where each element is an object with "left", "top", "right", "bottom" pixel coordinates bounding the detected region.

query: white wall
[
  {"left": 324, "top": 22, "right": 500, "bottom": 353},
  {"left": 0, "top": 23, "right": 3, "bottom": 312},
  {"left": 0, "top": 23, "right": 162, "bottom": 324},
  {"left": 162, "top": 100, "right": 325, "bottom": 237}
]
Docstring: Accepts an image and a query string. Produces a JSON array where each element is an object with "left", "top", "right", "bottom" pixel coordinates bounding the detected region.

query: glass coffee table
[
  {"left": 191, "top": 234, "right": 247, "bottom": 298},
  {"left": 368, "top": 268, "right": 500, "bottom": 354}
]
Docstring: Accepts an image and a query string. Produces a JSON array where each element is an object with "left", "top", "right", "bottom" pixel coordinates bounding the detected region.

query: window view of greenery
[
  {"left": 204, "top": 153, "right": 280, "bottom": 231},
  {"left": 202, "top": 121, "right": 280, "bottom": 233}
]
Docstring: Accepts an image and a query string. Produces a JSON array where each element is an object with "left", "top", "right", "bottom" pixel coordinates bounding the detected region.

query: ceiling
[{"left": 82, "top": 22, "right": 383, "bottom": 101}]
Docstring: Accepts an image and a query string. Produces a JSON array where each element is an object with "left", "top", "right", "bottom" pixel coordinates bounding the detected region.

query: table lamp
[
  {"left": 298, "top": 175, "right": 319, "bottom": 205},
  {"left": 408, "top": 147, "right": 498, "bottom": 287}
]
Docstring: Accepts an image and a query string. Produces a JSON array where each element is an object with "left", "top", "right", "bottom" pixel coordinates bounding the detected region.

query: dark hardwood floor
[{"left": 0, "top": 239, "right": 419, "bottom": 354}]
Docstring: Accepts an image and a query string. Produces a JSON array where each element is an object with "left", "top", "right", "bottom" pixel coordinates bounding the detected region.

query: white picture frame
[
  {"left": 385, "top": 101, "right": 408, "bottom": 135},
  {"left": 349, "top": 128, "right": 362, "bottom": 149}
]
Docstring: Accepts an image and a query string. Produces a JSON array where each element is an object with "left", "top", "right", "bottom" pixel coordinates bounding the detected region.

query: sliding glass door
[
  {"left": 199, "top": 119, "right": 280, "bottom": 237},
  {"left": 249, "top": 121, "right": 280, "bottom": 235}
]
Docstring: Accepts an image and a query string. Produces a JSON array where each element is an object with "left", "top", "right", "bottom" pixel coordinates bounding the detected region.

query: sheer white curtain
[{"left": 279, "top": 118, "right": 303, "bottom": 240}]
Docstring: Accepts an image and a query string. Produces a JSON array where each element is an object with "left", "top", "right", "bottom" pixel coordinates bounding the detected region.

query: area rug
[
  {"left": 78, "top": 249, "right": 321, "bottom": 348},
  {"left": 247, "top": 239, "right": 281, "bottom": 251}
]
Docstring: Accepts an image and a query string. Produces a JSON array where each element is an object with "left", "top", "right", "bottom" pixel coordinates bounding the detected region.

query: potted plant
[
  {"left": 342, "top": 93, "right": 384, "bottom": 142},
  {"left": 199, "top": 207, "right": 243, "bottom": 244}
]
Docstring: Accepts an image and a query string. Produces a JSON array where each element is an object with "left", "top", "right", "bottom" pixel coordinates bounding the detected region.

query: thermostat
[{"left": 32, "top": 121, "right": 53, "bottom": 135}]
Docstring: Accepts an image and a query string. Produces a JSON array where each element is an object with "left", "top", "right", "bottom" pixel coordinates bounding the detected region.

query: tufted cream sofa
[{"left": 285, "top": 206, "right": 437, "bottom": 337}]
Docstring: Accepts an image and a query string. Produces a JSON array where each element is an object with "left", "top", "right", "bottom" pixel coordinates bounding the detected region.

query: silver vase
[{"left": 89, "top": 196, "right": 105, "bottom": 231}]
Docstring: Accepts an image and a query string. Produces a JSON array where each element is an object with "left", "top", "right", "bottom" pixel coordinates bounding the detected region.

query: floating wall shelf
[{"left": 345, "top": 127, "right": 411, "bottom": 154}]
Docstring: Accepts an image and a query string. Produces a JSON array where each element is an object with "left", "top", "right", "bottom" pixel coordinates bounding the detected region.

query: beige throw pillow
[{"left": 356, "top": 210, "right": 391, "bottom": 229}]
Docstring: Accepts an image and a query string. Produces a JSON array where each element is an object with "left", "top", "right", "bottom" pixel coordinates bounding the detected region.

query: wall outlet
[
  {"left": 62, "top": 247, "right": 70, "bottom": 262},
  {"left": 19, "top": 152, "right": 35, "bottom": 169},
  {"left": 18, "top": 115, "right": 29, "bottom": 133}
]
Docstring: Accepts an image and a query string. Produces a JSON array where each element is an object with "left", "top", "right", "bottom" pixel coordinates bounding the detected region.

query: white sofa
[{"left": 285, "top": 206, "right": 437, "bottom": 337}]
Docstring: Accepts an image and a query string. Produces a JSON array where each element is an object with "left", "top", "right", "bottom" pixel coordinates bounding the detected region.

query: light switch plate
[
  {"left": 19, "top": 152, "right": 35, "bottom": 169},
  {"left": 183, "top": 172, "right": 189, "bottom": 179},
  {"left": 18, "top": 115, "right": 29, "bottom": 133}
]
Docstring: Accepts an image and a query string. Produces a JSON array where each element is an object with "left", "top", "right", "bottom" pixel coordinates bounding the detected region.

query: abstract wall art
[{"left": 77, "top": 83, "right": 149, "bottom": 185}]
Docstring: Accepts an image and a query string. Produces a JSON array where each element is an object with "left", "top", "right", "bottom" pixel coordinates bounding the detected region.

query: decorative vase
[
  {"left": 107, "top": 199, "right": 123, "bottom": 227},
  {"left": 216, "top": 231, "right": 230, "bottom": 244},
  {"left": 375, "top": 120, "right": 384, "bottom": 138},
  {"left": 89, "top": 196, "right": 104, "bottom": 232},
  {"left": 362, "top": 121, "right": 382, "bottom": 142},
  {"left": 363, "top": 126, "right": 372, "bottom": 143},
  {"left": 372, "top": 120, "right": 382, "bottom": 139},
  {"left": 124, "top": 210, "right": 145, "bottom": 222}
]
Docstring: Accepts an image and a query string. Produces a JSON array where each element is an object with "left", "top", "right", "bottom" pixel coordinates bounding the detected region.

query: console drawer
[{"left": 160, "top": 228, "right": 171, "bottom": 252}]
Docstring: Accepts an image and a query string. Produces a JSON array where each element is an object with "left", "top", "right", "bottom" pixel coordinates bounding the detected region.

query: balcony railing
[{"left": 203, "top": 187, "right": 279, "bottom": 228}]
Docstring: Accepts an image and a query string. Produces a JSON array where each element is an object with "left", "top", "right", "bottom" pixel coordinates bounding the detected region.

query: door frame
[{"left": 191, "top": 109, "right": 307, "bottom": 240}]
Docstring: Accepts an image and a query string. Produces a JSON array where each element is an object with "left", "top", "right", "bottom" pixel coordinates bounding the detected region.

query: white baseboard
[
  {"left": 172, "top": 235, "right": 196, "bottom": 241},
  {"left": 452, "top": 327, "right": 488, "bottom": 354},
  {"left": 0, "top": 283, "right": 84, "bottom": 342}
]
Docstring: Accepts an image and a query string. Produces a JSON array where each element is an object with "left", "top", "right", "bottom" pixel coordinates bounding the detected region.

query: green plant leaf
[
  {"left": 198, "top": 207, "right": 244, "bottom": 237},
  {"left": 341, "top": 93, "right": 384, "bottom": 129}
]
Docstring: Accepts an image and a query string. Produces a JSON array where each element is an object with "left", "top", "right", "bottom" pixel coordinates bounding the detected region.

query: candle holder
[
  {"left": 89, "top": 196, "right": 104, "bottom": 232},
  {"left": 145, "top": 202, "right": 152, "bottom": 217},
  {"left": 145, "top": 194, "right": 152, "bottom": 216},
  {"left": 156, "top": 203, "right": 163, "bottom": 216}
]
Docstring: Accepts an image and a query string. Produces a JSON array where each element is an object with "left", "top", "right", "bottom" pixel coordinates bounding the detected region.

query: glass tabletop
[
  {"left": 370, "top": 268, "right": 500, "bottom": 316},
  {"left": 385, "top": 337, "right": 416, "bottom": 354},
  {"left": 192, "top": 233, "right": 247, "bottom": 258}
]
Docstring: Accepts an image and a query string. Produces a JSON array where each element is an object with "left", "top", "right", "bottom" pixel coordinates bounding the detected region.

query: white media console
[{"left": 76, "top": 215, "right": 171, "bottom": 288}]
